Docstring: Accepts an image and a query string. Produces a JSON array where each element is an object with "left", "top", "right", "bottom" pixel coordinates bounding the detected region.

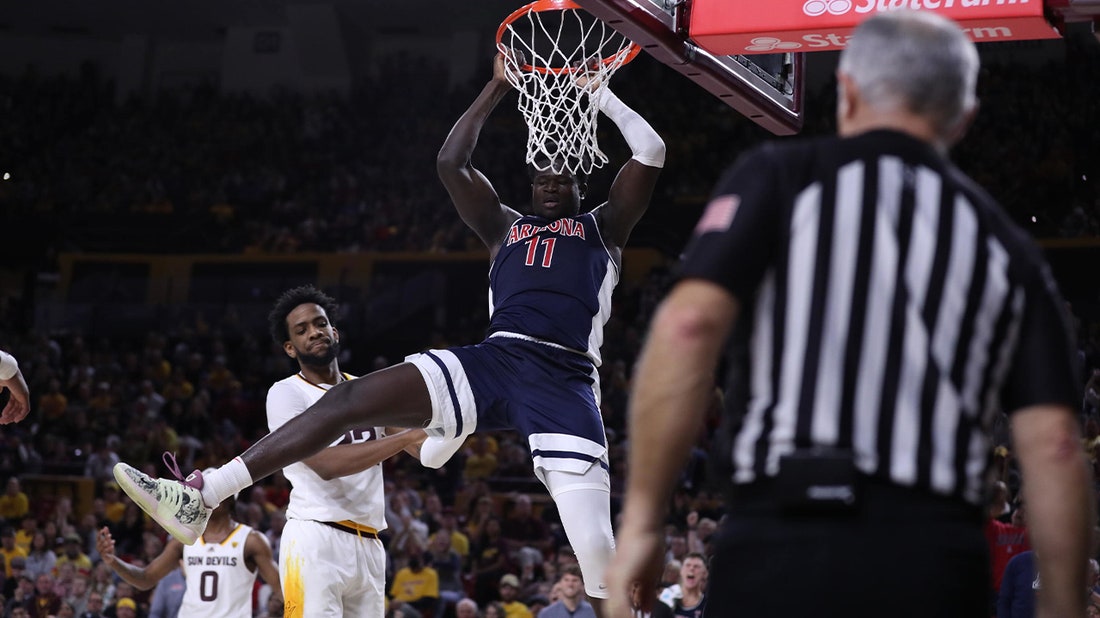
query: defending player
[
  {"left": 265, "top": 285, "right": 426, "bottom": 617},
  {"left": 97, "top": 482, "right": 281, "bottom": 618},
  {"left": 114, "top": 51, "right": 664, "bottom": 616}
]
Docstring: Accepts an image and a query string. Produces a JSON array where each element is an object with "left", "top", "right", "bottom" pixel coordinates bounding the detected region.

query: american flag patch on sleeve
[{"left": 694, "top": 194, "right": 740, "bottom": 234}]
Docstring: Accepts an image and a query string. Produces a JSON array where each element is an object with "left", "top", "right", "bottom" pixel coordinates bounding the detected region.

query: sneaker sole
[{"left": 113, "top": 464, "right": 201, "bottom": 545}]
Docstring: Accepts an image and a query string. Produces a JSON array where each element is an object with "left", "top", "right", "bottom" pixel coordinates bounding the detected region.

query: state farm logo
[
  {"left": 802, "top": 0, "right": 1033, "bottom": 18},
  {"left": 803, "top": 0, "right": 851, "bottom": 16},
  {"left": 743, "top": 25, "right": 1016, "bottom": 52},
  {"left": 745, "top": 36, "right": 803, "bottom": 51}
]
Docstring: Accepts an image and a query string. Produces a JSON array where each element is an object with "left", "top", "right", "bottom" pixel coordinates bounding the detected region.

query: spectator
[
  {"left": 37, "top": 379, "right": 68, "bottom": 424},
  {"left": 522, "top": 594, "right": 546, "bottom": 614},
  {"left": 536, "top": 565, "right": 594, "bottom": 618},
  {"left": 0, "top": 478, "right": 29, "bottom": 521},
  {"left": 684, "top": 512, "right": 717, "bottom": 557},
  {"left": 437, "top": 508, "right": 470, "bottom": 562},
  {"left": 465, "top": 495, "right": 497, "bottom": 544},
  {"left": 998, "top": 550, "right": 1038, "bottom": 618},
  {"left": 498, "top": 574, "right": 531, "bottom": 618},
  {"left": 501, "top": 495, "right": 551, "bottom": 571},
  {"left": 389, "top": 553, "right": 439, "bottom": 616},
  {"left": 83, "top": 439, "right": 121, "bottom": 486},
  {"left": 53, "top": 562, "right": 76, "bottom": 600},
  {"left": 101, "top": 484, "right": 126, "bottom": 525},
  {"left": 114, "top": 597, "right": 138, "bottom": 618},
  {"left": 88, "top": 564, "right": 116, "bottom": 608},
  {"left": 2, "top": 526, "right": 28, "bottom": 577},
  {"left": 6, "top": 575, "right": 35, "bottom": 616},
  {"left": 656, "top": 558, "right": 680, "bottom": 598},
  {"left": 659, "top": 552, "right": 707, "bottom": 616},
  {"left": 426, "top": 530, "right": 464, "bottom": 617},
  {"left": 15, "top": 516, "right": 37, "bottom": 554},
  {"left": 3, "top": 555, "right": 26, "bottom": 598},
  {"left": 455, "top": 597, "right": 480, "bottom": 618},
  {"left": 485, "top": 601, "right": 507, "bottom": 618},
  {"left": 470, "top": 518, "right": 511, "bottom": 602},
  {"left": 64, "top": 575, "right": 91, "bottom": 616},
  {"left": 418, "top": 491, "right": 446, "bottom": 535},
  {"left": 54, "top": 533, "right": 92, "bottom": 579},
  {"left": 146, "top": 567, "right": 183, "bottom": 618},
  {"left": 30, "top": 572, "right": 62, "bottom": 617},
  {"left": 106, "top": 503, "right": 144, "bottom": 559},
  {"left": 464, "top": 435, "right": 498, "bottom": 483},
  {"left": 987, "top": 500, "right": 1030, "bottom": 606},
  {"left": 78, "top": 590, "right": 106, "bottom": 618},
  {"left": 133, "top": 381, "right": 165, "bottom": 420}
]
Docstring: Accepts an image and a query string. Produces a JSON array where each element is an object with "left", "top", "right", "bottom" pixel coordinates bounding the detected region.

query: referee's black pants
[{"left": 704, "top": 481, "right": 990, "bottom": 618}]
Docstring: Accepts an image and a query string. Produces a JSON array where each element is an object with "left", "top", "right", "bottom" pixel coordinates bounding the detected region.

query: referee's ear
[{"left": 835, "top": 71, "right": 860, "bottom": 137}]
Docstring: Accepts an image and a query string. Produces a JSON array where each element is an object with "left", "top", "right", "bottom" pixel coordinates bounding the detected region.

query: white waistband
[{"left": 489, "top": 331, "right": 587, "bottom": 357}]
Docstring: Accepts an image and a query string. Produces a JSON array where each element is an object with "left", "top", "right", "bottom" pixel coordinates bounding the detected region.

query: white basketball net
[{"left": 498, "top": 7, "right": 638, "bottom": 176}]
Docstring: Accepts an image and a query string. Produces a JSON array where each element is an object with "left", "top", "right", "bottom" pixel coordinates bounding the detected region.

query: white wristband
[
  {"left": 420, "top": 433, "right": 469, "bottom": 469},
  {"left": 0, "top": 350, "right": 18, "bottom": 381},
  {"left": 599, "top": 89, "right": 666, "bottom": 168}
]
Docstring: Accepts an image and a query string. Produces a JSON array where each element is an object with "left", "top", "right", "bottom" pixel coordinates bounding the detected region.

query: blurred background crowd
[{"left": 0, "top": 13, "right": 1098, "bottom": 618}]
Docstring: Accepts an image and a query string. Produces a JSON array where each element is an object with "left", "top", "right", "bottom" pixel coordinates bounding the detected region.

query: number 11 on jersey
[{"left": 524, "top": 238, "right": 556, "bottom": 267}]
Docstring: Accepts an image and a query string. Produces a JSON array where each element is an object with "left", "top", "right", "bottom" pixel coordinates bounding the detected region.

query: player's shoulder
[
  {"left": 269, "top": 373, "right": 303, "bottom": 391},
  {"left": 244, "top": 526, "right": 272, "bottom": 551},
  {"left": 267, "top": 373, "right": 317, "bottom": 399}
]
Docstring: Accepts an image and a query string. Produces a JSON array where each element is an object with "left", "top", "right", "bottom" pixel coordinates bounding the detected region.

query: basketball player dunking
[{"left": 114, "top": 51, "right": 664, "bottom": 618}]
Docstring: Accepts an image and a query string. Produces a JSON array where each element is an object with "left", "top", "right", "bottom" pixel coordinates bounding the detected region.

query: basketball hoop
[{"left": 496, "top": 0, "right": 641, "bottom": 176}]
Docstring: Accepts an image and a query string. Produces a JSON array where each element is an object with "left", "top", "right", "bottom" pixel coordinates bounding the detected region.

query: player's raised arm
[
  {"left": 97, "top": 527, "right": 184, "bottom": 591},
  {"left": 594, "top": 88, "right": 665, "bottom": 249},
  {"left": 437, "top": 52, "right": 523, "bottom": 254}
]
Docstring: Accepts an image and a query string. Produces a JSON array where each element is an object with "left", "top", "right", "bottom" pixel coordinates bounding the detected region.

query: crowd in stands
[
  {"left": 0, "top": 31, "right": 1098, "bottom": 618},
  {"left": 1, "top": 38, "right": 1098, "bottom": 263}
]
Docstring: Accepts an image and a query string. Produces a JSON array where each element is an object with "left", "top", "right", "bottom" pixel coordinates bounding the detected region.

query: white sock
[{"left": 199, "top": 457, "right": 253, "bottom": 508}]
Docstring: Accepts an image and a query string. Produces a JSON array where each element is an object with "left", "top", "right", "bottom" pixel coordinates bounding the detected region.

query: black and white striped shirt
[{"left": 680, "top": 130, "right": 1079, "bottom": 505}]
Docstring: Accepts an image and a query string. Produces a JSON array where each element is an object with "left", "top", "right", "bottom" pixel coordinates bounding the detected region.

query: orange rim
[{"left": 495, "top": 0, "right": 641, "bottom": 76}]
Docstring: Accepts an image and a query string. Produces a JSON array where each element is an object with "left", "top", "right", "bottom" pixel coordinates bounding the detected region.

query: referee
[{"left": 608, "top": 10, "right": 1093, "bottom": 618}]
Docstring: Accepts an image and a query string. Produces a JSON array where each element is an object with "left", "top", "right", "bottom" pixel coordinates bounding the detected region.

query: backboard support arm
[{"left": 575, "top": 0, "right": 804, "bottom": 135}]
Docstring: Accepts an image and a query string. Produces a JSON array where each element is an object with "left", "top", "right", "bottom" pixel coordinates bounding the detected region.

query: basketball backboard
[{"left": 574, "top": 0, "right": 804, "bottom": 135}]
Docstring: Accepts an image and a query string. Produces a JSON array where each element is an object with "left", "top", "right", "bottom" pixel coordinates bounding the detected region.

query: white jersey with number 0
[{"left": 180, "top": 524, "right": 257, "bottom": 618}]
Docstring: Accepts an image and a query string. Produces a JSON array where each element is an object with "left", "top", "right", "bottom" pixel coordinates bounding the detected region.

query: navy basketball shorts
[{"left": 406, "top": 334, "right": 610, "bottom": 485}]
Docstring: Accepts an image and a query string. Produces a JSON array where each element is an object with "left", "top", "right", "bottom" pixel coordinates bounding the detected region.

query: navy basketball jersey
[{"left": 488, "top": 210, "right": 618, "bottom": 365}]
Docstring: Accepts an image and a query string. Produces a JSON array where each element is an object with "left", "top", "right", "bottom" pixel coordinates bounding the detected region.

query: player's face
[
  {"left": 284, "top": 303, "right": 340, "bottom": 367},
  {"left": 530, "top": 170, "right": 583, "bottom": 219}
]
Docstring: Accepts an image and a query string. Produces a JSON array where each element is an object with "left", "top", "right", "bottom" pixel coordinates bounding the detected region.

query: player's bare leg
[
  {"left": 240, "top": 363, "right": 432, "bottom": 480},
  {"left": 116, "top": 363, "right": 434, "bottom": 544}
]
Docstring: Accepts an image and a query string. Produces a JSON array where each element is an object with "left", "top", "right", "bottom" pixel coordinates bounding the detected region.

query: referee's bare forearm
[{"left": 1012, "top": 404, "right": 1094, "bottom": 618}]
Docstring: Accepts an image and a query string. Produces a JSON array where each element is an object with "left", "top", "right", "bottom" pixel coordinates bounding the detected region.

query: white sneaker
[{"left": 113, "top": 462, "right": 211, "bottom": 545}]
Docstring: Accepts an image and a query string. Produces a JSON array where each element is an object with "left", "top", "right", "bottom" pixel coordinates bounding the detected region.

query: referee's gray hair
[{"left": 838, "top": 10, "right": 979, "bottom": 137}]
